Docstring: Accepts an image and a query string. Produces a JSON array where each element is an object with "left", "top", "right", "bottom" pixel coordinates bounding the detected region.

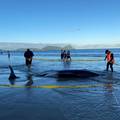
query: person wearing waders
[
  {"left": 104, "top": 50, "right": 114, "bottom": 72},
  {"left": 66, "top": 50, "right": 71, "bottom": 61},
  {"left": 63, "top": 50, "right": 67, "bottom": 62},
  {"left": 24, "top": 49, "right": 34, "bottom": 66},
  {"left": 61, "top": 49, "right": 64, "bottom": 61}
]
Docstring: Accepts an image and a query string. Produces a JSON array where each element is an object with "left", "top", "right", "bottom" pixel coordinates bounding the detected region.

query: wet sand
[
  {"left": 0, "top": 53, "right": 120, "bottom": 120},
  {"left": 0, "top": 66, "right": 120, "bottom": 120}
]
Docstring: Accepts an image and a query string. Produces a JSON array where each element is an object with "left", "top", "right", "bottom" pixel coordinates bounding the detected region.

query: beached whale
[
  {"left": 57, "top": 70, "right": 99, "bottom": 78},
  {"left": 8, "top": 65, "right": 99, "bottom": 80},
  {"left": 39, "top": 69, "right": 99, "bottom": 78}
]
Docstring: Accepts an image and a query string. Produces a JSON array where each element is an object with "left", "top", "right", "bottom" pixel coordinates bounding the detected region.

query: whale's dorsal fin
[{"left": 8, "top": 65, "right": 18, "bottom": 80}]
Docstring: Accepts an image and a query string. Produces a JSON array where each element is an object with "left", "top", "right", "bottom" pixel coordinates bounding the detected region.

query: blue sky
[{"left": 0, "top": 0, "right": 120, "bottom": 45}]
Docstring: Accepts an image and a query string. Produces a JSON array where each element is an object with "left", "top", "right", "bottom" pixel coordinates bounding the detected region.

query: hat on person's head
[{"left": 105, "top": 49, "right": 109, "bottom": 54}]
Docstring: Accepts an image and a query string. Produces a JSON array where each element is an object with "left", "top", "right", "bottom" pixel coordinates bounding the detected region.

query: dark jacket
[{"left": 24, "top": 50, "right": 34, "bottom": 58}]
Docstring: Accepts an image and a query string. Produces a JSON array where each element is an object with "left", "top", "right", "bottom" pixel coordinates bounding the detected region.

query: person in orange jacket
[{"left": 104, "top": 49, "right": 114, "bottom": 72}]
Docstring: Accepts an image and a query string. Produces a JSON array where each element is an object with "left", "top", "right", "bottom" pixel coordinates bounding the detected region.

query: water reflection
[
  {"left": 9, "top": 79, "right": 16, "bottom": 85},
  {"left": 25, "top": 74, "right": 33, "bottom": 86},
  {"left": 103, "top": 72, "right": 119, "bottom": 108},
  {"left": 63, "top": 61, "right": 71, "bottom": 69},
  {"left": 104, "top": 72, "right": 114, "bottom": 92}
]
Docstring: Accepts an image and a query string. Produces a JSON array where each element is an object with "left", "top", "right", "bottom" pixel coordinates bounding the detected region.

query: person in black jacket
[
  {"left": 61, "top": 49, "right": 64, "bottom": 61},
  {"left": 24, "top": 49, "right": 34, "bottom": 66}
]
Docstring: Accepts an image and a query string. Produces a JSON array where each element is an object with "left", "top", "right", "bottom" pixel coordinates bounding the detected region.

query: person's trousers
[
  {"left": 106, "top": 62, "right": 113, "bottom": 72},
  {"left": 26, "top": 58, "right": 32, "bottom": 66}
]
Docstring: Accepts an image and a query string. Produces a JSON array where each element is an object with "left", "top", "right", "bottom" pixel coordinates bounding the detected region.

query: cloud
[{"left": 65, "top": 28, "right": 80, "bottom": 33}]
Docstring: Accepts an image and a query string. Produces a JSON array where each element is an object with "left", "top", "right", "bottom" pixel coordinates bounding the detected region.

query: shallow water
[{"left": 0, "top": 49, "right": 120, "bottom": 120}]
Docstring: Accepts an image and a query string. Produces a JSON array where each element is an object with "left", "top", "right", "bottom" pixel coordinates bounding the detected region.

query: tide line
[{"left": 0, "top": 84, "right": 104, "bottom": 89}]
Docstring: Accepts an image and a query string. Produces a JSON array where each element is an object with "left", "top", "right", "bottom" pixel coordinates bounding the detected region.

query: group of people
[
  {"left": 61, "top": 50, "right": 71, "bottom": 62},
  {"left": 21, "top": 48, "right": 115, "bottom": 72},
  {"left": 24, "top": 48, "right": 115, "bottom": 72},
  {"left": 24, "top": 49, "right": 72, "bottom": 67}
]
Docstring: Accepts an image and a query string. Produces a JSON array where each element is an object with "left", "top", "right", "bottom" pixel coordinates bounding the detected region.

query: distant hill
[
  {"left": 0, "top": 42, "right": 44, "bottom": 50},
  {"left": 41, "top": 44, "right": 74, "bottom": 51},
  {"left": 16, "top": 48, "right": 41, "bottom": 51},
  {"left": 0, "top": 42, "right": 120, "bottom": 51},
  {"left": 41, "top": 46, "right": 61, "bottom": 51},
  {"left": 0, "top": 42, "right": 74, "bottom": 51},
  {"left": 62, "top": 45, "right": 73, "bottom": 50}
]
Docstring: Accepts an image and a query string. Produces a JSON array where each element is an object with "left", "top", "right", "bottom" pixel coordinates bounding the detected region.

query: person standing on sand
[
  {"left": 104, "top": 49, "right": 114, "bottom": 72},
  {"left": 24, "top": 49, "right": 34, "bottom": 66}
]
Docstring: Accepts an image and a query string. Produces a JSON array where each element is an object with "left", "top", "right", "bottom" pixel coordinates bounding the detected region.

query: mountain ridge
[{"left": 0, "top": 42, "right": 120, "bottom": 51}]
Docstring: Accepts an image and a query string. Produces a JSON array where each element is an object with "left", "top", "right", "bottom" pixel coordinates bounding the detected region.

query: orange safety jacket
[{"left": 106, "top": 53, "right": 115, "bottom": 64}]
